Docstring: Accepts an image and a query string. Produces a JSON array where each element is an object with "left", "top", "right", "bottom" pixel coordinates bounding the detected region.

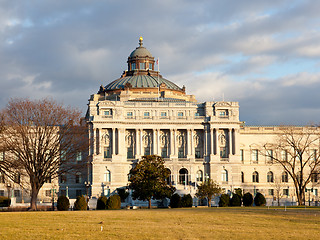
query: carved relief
[
  {"left": 176, "top": 131, "right": 186, "bottom": 147},
  {"left": 142, "top": 130, "right": 152, "bottom": 148},
  {"left": 102, "top": 133, "right": 111, "bottom": 146},
  {"left": 160, "top": 131, "right": 169, "bottom": 147},
  {"left": 193, "top": 132, "right": 202, "bottom": 148},
  {"left": 219, "top": 130, "right": 226, "bottom": 147},
  {"left": 125, "top": 130, "right": 135, "bottom": 148}
]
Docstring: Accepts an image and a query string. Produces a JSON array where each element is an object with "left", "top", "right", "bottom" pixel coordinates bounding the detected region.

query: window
[
  {"left": 220, "top": 147, "right": 227, "bottom": 158},
  {"left": 76, "top": 152, "right": 82, "bottom": 161},
  {"left": 149, "top": 63, "right": 152, "bottom": 70},
  {"left": 266, "top": 150, "right": 273, "bottom": 163},
  {"left": 0, "top": 152, "right": 4, "bottom": 161},
  {"left": 104, "top": 169, "right": 111, "bottom": 182},
  {"left": 195, "top": 112, "right": 200, "bottom": 116},
  {"left": 127, "top": 112, "right": 133, "bottom": 118},
  {"left": 0, "top": 172, "right": 4, "bottom": 183},
  {"left": 103, "top": 110, "right": 112, "bottom": 116},
  {"left": 75, "top": 173, "right": 81, "bottom": 184},
  {"left": 61, "top": 150, "right": 66, "bottom": 161},
  {"left": 60, "top": 174, "right": 67, "bottom": 184},
  {"left": 240, "top": 149, "right": 244, "bottom": 162},
  {"left": 267, "top": 171, "right": 274, "bottom": 183},
  {"left": 315, "top": 189, "right": 318, "bottom": 197},
  {"left": 311, "top": 172, "right": 318, "bottom": 183},
  {"left": 179, "top": 168, "right": 188, "bottom": 184},
  {"left": 252, "top": 171, "right": 259, "bottom": 183},
  {"left": 131, "top": 63, "right": 136, "bottom": 70},
  {"left": 283, "top": 189, "right": 289, "bottom": 196},
  {"left": 178, "top": 148, "right": 184, "bottom": 158},
  {"left": 104, "top": 147, "right": 111, "bottom": 159},
  {"left": 177, "top": 112, "right": 184, "bottom": 117},
  {"left": 268, "top": 189, "right": 274, "bottom": 196},
  {"left": 160, "top": 112, "right": 167, "bottom": 117},
  {"left": 45, "top": 190, "right": 51, "bottom": 197},
  {"left": 14, "top": 190, "right": 20, "bottom": 197},
  {"left": 241, "top": 172, "right": 244, "bottom": 183},
  {"left": 282, "top": 172, "right": 288, "bottom": 183},
  {"left": 281, "top": 150, "right": 287, "bottom": 161},
  {"left": 165, "top": 168, "right": 171, "bottom": 184},
  {"left": 251, "top": 150, "right": 258, "bottom": 163},
  {"left": 127, "top": 148, "right": 133, "bottom": 159},
  {"left": 76, "top": 190, "right": 82, "bottom": 197},
  {"left": 221, "top": 169, "right": 228, "bottom": 182},
  {"left": 196, "top": 170, "right": 203, "bottom": 182},
  {"left": 14, "top": 173, "right": 20, "bottom": 184},
  {"left": 312, "top": 149, "right": 317, "bottom": 161},
  {"left": 140, "top": 62, "right": 145, "bottom": 69},
  {"left": 144, "top": 147, "right": 150, "bottom": 156},
  {"left": 144, "top": 112, "right": 150, "bottom": 118},
  {"left": 195, "top": 150, "right": 201, "bottom": 159},
  {"left": 219, "top": 110, "right": 228, "bottom": 117},
  {"left": 0, "top": 190, "right": 4, "bottom": 196},
  {"left": 161, "top": 148, "right": 167, "bottom": 158}
]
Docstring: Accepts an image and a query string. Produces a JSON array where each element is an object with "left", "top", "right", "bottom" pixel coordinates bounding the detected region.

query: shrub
[
  {"left": 0, "top": 196, "right": 11, "bottom": 207},
  {"left": 234, "top": 188, "right": 243, "bottom": 198},
  {"left": 106, "top": 195, "right": 121, "bottom": 210},
  {"left": 96, "top": 196, "right": 108, "bottom": 210},
  {"left": 181, "top": 194, "right": 193, "bottom": 207},
  {"left": 219, "top": 194, "right": 230, "bottom": 207},
  {"left": 230, "top": 194, "right": 241, "bottom": 206},
  {"left": 170, "top": 193, "right": 181, "bottom": 208},
  {"left": 254, "top": 192, "right": 266, "bottom": 206},
  {"left": 116, "top": 188, "right": 129, "bottom": 202},
  {"left": 74, "top": 195, "right": 87, "bottom": 210},
  {"left": 57, "top": 196, "right": 70, "bottom": 211},
  {"left": 243, "top": 192, "right": 253, "bottom": 207}
]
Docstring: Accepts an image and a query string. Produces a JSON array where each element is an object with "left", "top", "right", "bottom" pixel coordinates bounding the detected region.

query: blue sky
[{"left": 0, "top": 0, "right": 320, "bottom": 125}]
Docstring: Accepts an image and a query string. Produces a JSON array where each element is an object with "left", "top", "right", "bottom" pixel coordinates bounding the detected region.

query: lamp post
[
  {"left": 51, "top": 186, "right": 56, "bottom": 211},
  {"left": 6, "top": 183, "right": 11, "bottom": 199},
  {"left": 85, "top": 181, "right": 91, "bottom": 209}
]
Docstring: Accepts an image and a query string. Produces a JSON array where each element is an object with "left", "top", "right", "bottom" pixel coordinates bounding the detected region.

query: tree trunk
[
  {"left": 148, "top": 198, "right": 151, "bottom": 209},
  {"left": 30, "top": 183, "right": 40, "bottom": 210},
  {"left": 208, "top": 197, "right": 211, "bottom": 207}
]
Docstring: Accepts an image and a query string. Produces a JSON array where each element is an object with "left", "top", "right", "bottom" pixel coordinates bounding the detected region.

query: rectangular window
[
  {"left": 127, "top": 112, "right": 133, "bottom": 118},
  {"left": 0, "top": 190, "right": 4, "bottom": 196},
  {"left": 315, "top": 189, "right": 318, "bottom": 197},
  {"left": 76, "top": 190, "right": 82, "bottom": 197},
  {"left": 220, "top": 147, "right": 227, "bottom": 158},
  {"left": 127, "top": 148, "right": 133, "bottom": 159},
  {"left": 45, "top": 190, "right": 51, "bottom": 197},
  {"left": 251, "top": 150, "right": 258, "bottom": 163},
  {"left": 266, "top": 150, "right": 273, "bottom": 163},
  {"left": 144, "top": 147, "right": 150, "bottom": 156},
  {"left": 104, "top": 110, "right": 112, "bottom": 116},
  {"left": 140, "top": 62, "right": 145, "bottom": 69},
  {"left": 144, "top": 112, "right": 150, "bottom": 118},
  {"left": 131, "top": 63, "right": 136, "bottom": 70},
  {"left": 161, "top": 148, "right": 167, "bottom": 158},
  {"left": 160, "top": 112, "right": 167, "bottom": 117},
  {"left": 177, "top": 112, "right": 183, "bottom": 117},
  {"left": 104, "top": 147, "right": 111, "bottom": 158},
  {"left": 14, "top": 190, "right": 20, "bottom": 198},
  {"left": 281, "top": 150, "right": 287, "bottom": 161},
  {"left": 268, "top": 189, "right": 274, "bottom": 196},
  {"left": 75, "top": 174, "right": 81, "bottom": 184},
  {"left": 240, "top": 149, "right": 244, "bottom": 162},
  {"left": 312, "top": 149, "right": 317, "bottom": 161},
  {"left": 195, "top": 150, "right": 201, "bottom": 159},
  {"left": 219, "top": 110, "right": 228, "bottom": 117},
  {"left": 283, "top": 189, "right": 289, "bottom": 196},
  {"left": 149, "top": 63, "right": 152, "bottom": 70},
  {"left": 178, "top": 148, "right": 184, "bottom": 158}
]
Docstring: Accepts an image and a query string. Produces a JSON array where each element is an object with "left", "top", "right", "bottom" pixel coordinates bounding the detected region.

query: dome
[
  {"left": 105, "top": 75, "right": 182, "bottom": 91},
  {"left": 129, "top": 37, "right": 153, "bottom": 58}
]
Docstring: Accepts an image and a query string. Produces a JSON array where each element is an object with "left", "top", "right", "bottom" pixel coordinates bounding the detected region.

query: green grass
[{"left": 0, "top": 207, "right": 319, "bottom": 239}]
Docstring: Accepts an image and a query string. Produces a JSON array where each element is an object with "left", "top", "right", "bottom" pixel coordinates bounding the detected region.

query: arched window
[
  {"left": 221, "top": 169, "right": 228, "bottom": 182},
  {"left": 267, "top": 171, "right": 274, "bottom": 183},
  {"left": 179, "top": 168, "right": 188, "bottom": 184},
  {"left": 75, "top": 172, "right": 82, "bottom": 184},
  {"left": 104, "top": 169, "right": 111, "bottom": 182},
  {"left": 241, "top": 172, "right": 244, "bottom": 183},
  {"left": 252, "top": 171, "right": 259, "bottom": 183},
  {"left": 196, "top": 170, "right": 203, "bottom": 182},
  {"left": 281, "top": 172, "right": 288, "bottom": 183}
]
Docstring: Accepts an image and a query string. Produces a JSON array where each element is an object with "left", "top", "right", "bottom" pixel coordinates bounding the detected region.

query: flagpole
[{"left": 157, "top": 58, "right": 160, "bottom": 101}]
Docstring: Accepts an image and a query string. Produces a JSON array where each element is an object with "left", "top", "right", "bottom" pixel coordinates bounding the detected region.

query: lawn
[{"left": 0, "top": 207, "right": 319, "bottom": 239}]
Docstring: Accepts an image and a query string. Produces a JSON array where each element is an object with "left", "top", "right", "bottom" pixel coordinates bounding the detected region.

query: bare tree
[
  {"left": 0, "top": 98, "right": 87, "bottom": 210},
  {"left": 263, "top": 126, "right": 320, "bottom": 205},
  {"left": 270, "top": 176, "right": 286, "bottom": 206}
]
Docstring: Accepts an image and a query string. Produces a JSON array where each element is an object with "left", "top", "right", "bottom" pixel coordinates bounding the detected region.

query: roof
[
  {"left": 129, "top": 46, "right": 153, "bottom": 58},
  {"left": 105, "top": 75, "right": 183, "bottom": 91}
]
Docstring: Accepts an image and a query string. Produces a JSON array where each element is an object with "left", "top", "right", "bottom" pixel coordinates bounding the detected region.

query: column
[
  {"left": 153, "top": 129, "right": 157, "bottom": 155},
  {"left": 215, "top": 128, "right": 219, "bottom": 155},
  {"left": 203, "top": 129, "right": 206, "bottom": 157},
  {"left": 190, "top": 129, "right": 194, "bottom": 156},
  {"left": 157, "top": 129, "right": 161, "bottom": 156},
  {"left": 228, "top": 129, "right": 232, "bottom": 156},
  {"left": 135, "top": 129, "right": 139, "bottom": 156},
  {"left": 170, "top": 129, "right": 174, "bottom": 156},
  {"left": 96, "top": 128, "right": 100, "bottom": 155},
  {"left": 112, "top": 128, "right": 116, "bottom": 155},
  {"left": 93, "top": 128, "right": 96, "bottom": 155},
  {"left": 88, "top": 126, "right": 92, "bottom": 155},
  {"left": 187, "top": 129, "right": 191, "bottom": 156},
  {"left": 174, "top": 129, "right": 177, "bottom": 156},
  {"left": 140, "top": 129, "right": 143, "bottom": 156},
  {"left": 210, "top": 128, "right": 214, "bottom": 155}
]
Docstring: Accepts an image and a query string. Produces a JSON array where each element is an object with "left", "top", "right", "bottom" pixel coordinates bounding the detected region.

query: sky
[{"left": 0, "top": 0, "right": 320, "bottom": 125}]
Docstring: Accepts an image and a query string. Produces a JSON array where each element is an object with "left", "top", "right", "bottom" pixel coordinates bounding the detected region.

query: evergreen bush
[
  {"left": 0, "top": 196, "right": 11, "bottom": 207},
  {"left": 181, "top": 194, "right": 193, "bottom": 207},
  {"left": 106, "top": 195, "right": 121, "bottom": 210},
  {"left": 57, "top": 195, "right": 70, "bottom": 211},
  {"left": 230, "top": 194, "right": 241, "bottom": 206},
  {"left": 74, "top": 195, "right": 87, "bottom": 210},
  {"left": 234, "top": 188, "right": 243, "bottom": 198},
  {"left": 116, "top": 188, "right": 129, "bottom": 202},
  {"left": 170, "top": 193, "right": 181, "bottom": 208},
  {"left": 243, "top": 192, "right": 253, "bottom": 207},
  {"left": 254, "top": 192, "right": 266, "bottom": 206},
  {"left": 96, "top": 196, "right": 108, "bottom": 210},
  {"left": 219, "top": 194, "right": 230, "bottom": 207}
]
